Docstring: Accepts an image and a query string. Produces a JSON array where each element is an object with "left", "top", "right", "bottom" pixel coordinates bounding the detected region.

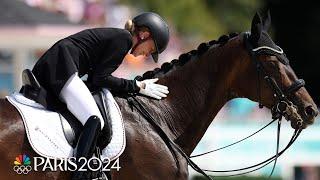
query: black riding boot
[{"left": 72, "top": 115, "right": 101, "bottom": 180}]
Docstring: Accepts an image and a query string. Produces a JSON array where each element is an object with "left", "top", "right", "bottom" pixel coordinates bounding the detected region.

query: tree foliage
[{"left": 119, "top": 0, "right": 263, "bottom": 40}]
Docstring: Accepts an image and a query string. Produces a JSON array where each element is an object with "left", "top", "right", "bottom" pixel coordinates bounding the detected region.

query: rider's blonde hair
[
  {"left": 125, "top": 19, "right": 150, "bottom": 35},
  {"left": 125, "top": 19, "right": 135, "bottom": 34}
]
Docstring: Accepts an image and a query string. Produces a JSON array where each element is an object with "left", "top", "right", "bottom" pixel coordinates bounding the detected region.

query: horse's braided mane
[{"left": 134, "top": 32, "right": 239, "bottom": 81}]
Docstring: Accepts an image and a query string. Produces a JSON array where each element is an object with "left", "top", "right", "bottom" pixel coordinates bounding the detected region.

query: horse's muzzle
[
  {"left": 291, "top": 104, "right": 318, "bottom": 129},
  {"left": 305, "top": 105, "right": 318, "bottom": 118}
]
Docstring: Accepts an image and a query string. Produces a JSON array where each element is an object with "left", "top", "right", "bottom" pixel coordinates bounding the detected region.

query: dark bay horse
[{"left": 0, "top": 13, "right": 318, "bottom": 179}]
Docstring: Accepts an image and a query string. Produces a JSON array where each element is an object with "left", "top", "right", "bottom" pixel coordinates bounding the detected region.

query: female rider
[{"left": 31, "top": 12, "right": 170, "bottom": 179}]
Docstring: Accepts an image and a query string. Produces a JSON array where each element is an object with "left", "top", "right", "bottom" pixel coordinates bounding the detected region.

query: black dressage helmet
[{"left": 132, "top": 12, "right": 170, "bottom": 62}]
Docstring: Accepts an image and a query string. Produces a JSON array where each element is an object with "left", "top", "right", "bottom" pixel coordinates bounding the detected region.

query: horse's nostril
[{"left": 305, "top": 106, "right": 317, "bottom": 117}]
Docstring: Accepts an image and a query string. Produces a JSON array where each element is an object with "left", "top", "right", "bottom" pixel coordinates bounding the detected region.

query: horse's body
[
  {"left": 0, "top": 32, "right": 247, "bottom": 180},
  {"left": 0, "top": 13, "right": 318, "bottom": 180}
]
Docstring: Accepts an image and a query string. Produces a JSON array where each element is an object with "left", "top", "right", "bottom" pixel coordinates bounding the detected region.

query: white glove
[{"left": 136, "top": 78, "right": 169, "bottom": 100}]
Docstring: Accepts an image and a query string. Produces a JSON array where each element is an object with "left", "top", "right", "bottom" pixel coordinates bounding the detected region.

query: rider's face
[{"left": 131, "top": 31, "right": 156, "bottom": 60}]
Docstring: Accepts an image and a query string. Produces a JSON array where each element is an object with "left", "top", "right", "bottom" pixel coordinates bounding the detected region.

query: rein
[
  {"left": 190, "top": 118, "right": 277, "bottom": 158},
  {"left": 127, "top": 95, "right": 301, "bottom": 179},
  {"left": 195, "top": 33, "right": 305, "bottom": 177},
  {"left": 126, "top": 33, "right": 305, "bottom": 179},
  {"left": 127, "top": 96, "right": 214, "bottom": 180}
]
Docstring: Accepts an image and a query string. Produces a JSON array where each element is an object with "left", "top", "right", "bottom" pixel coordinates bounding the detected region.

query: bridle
[
  {"left": 243, "top": 32, "right": 305, "bottom": 127},
  {"left": 189, "top": 32, "right": 306, "bottom": 178},
  {"left": 127, "top": 32, "right": 306, "bottom": 179}
]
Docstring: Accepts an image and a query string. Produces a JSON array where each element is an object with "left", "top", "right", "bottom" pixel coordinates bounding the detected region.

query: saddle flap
[
  {"left": 92, "top": 90, "right": 113, "bottom": 148},
  {"left": 60, "top": 115, "right": 75, "bottom": 146}
]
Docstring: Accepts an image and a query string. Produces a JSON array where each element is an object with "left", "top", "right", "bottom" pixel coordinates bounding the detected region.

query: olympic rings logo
[{"left": 13, "top": 165, "right": 32, "bottom": 175}]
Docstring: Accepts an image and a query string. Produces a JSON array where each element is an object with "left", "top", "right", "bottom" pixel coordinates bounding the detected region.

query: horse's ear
[{"left": 250, "top": 12, "right": 262, "bottom": 44}]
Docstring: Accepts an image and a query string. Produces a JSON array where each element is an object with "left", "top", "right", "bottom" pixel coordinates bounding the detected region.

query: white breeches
[{"left": 59, "top": 73, "right": 104, "bottom": 129}]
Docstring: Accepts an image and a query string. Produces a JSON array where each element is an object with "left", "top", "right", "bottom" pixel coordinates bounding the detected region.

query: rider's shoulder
[
  {"left": 90, "top": 27, "right": 132, "bottom": 45},
  {"left": 89, "top": 27, "right": 131, "bottom": 37}
]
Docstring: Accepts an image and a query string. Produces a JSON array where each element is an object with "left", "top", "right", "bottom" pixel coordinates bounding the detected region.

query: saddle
[{"left": 19, "top": 69, "right": 113, "bottom": 148}]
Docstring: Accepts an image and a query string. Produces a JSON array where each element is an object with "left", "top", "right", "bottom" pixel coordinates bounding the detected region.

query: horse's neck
[{"left": 155, "top": 36, "right": 248, "bottom": 154}]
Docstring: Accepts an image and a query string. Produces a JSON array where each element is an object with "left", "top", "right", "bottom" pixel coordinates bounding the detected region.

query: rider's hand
[{"left": 136, "top": 78, "right": 169, "bottom": 100}]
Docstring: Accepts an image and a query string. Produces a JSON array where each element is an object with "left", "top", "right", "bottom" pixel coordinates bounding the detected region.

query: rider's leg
[
  {"left": 59, "top": 73, "right": 104, "bottom": 179},
  {"left": 59, "top": 73, "right": 104, "bottom": 129}
]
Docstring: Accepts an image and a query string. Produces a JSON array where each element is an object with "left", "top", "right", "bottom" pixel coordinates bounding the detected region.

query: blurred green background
[{"left": 120, "top": 0, "right": 263, "bottom": 48}]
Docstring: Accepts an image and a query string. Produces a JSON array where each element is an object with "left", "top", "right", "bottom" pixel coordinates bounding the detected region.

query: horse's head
[{"left": 237, "top": 12, "right": 318, "bottom": 129}]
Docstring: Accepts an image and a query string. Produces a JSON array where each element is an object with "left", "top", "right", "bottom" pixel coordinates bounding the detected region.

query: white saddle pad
[{"left": 6, "top": 89, "right": 126, "bottom": 161}]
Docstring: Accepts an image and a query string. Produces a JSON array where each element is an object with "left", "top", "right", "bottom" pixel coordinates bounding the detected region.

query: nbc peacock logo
[{"left": 13, "top": 154, "right": 32, "bottom": 175}]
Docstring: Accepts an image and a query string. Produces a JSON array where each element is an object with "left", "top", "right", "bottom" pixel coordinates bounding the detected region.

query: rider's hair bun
[{"left": 125, "top": 19, "right": 135, "bottom": 34}]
